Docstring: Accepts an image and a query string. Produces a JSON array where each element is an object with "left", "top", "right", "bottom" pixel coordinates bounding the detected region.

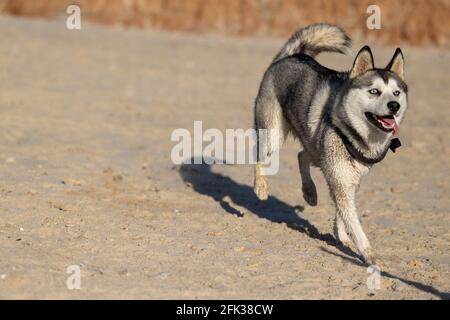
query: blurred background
[
  {"left": 0, "top": 0, "right": 449, "bottom": 300},
  {"left": 0, "top": 0, "right": 449, "bottom": 47}
]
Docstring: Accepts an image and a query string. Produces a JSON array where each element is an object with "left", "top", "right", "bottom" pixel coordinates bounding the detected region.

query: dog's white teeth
[{"left": 377, "top": 118, "right": 394, "bottom": 128}]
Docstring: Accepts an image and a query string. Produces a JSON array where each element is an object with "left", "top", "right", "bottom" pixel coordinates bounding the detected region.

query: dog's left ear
[{"left": 386, "top": 48, "right": 405, "bottom": 81}]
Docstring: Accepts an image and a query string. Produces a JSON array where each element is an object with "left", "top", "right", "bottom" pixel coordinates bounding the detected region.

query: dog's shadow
[
  {"left": 179, "top": 159, "right": 356, "bottom": 257},
  {"left": 178, "top": 159, "right": 449, "bottom": 300}
]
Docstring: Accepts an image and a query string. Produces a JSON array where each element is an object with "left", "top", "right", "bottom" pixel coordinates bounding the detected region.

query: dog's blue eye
[
  {"left": 393, "top": 90, "right": 401, "bottom": 96},
  {"left": 369, "top": 89, "right": 380, "bottom": 95}
]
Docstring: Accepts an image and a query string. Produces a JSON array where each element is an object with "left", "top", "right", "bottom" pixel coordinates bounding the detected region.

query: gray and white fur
[{"left": 254, "top": 23, "right": 408, "bottom": 264}]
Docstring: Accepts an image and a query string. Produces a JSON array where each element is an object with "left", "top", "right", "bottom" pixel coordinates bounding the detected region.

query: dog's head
[{"left": 342, "top": 46, "right": 408, "bottom": 140}]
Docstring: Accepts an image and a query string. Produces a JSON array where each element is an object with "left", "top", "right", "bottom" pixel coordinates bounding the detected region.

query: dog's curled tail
[{"left": 272, "top": 23, "right": 351, "bottom": 63}]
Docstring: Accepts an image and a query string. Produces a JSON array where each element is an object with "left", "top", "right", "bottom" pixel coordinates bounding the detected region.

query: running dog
[{"left": 254, "top": 24, "right": 407, "bottom": 264}]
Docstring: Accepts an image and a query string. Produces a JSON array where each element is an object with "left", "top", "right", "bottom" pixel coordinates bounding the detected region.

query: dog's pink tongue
[
  {"left": 381, "top": 117, "right": 399, "bottom": 135},
  {"left": 393, "top": 121, "right": 399, "bottom": 135}
]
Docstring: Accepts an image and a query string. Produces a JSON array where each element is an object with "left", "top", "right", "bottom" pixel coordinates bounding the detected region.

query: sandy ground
[{"left": 0, "top": 16, "right": 449, "bottom": 299}]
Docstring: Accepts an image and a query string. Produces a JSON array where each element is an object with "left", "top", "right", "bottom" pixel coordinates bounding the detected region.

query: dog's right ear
[{"left": 350, "top": 46, "right": 374, "bottom": 79}]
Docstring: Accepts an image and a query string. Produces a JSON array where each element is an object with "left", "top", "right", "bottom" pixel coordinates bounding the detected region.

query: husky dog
[{"left": 254, "top": 24, "right": 407, "bottom": 264}]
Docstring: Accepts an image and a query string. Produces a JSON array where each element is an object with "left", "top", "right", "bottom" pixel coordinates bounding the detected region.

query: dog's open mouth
[{"left": 365, "top": 112, "right": 399, "bottom": 135}]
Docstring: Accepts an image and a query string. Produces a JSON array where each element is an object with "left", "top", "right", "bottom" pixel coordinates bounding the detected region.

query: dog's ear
[
  {"left": 386, "top": 48, "right": 405, "bottom": 81},
  {"left": 350, "top": 46, "right": 374, "bottom": 79}
]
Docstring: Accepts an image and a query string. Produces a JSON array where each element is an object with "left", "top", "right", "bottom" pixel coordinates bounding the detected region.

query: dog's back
[
  {"left": 254, "top": 24, "right": 351, "bottom": 163},
  {"left": 268, "top": 54, "right": 349, "bottom": 158}
]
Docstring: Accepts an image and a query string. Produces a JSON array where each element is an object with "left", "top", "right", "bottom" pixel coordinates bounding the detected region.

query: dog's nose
[{"left": 387, "top": 101, "right": 400, "bottom": 114}]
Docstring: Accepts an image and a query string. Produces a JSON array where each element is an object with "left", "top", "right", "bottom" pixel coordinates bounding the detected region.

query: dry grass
[{"left": 0, "top": 0, "right": 448, "bottom": 46}]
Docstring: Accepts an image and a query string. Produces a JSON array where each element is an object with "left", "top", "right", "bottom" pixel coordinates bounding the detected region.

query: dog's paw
[
  {"left": 361, "top": 248, "right": 378, "bottom": 266},
  {"left": 302, "top": 185, "right": 317, "bottom": 206},
  {"left": 254, "top": 177, "right": 268, "bottom": 201}
]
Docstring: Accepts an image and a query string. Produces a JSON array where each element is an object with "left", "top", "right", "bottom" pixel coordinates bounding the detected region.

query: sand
[{"left": 0, "top": 16, "right": 449, "bottom": 299}]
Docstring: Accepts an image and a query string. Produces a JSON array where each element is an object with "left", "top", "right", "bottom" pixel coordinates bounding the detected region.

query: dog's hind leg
[
  {"left": 297, "top": 151, "right": 318, "bottom": 206},
  {"left": 254, "top": 161, "right": 269, "bottom": 200},
  {"left": 254, "top": 87, "right": 289, "bottom": 201}
]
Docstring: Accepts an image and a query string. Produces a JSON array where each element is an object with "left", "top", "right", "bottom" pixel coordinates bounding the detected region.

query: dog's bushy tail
[{"left": 272, "top": 23, "right": 351, "bottom": 63}]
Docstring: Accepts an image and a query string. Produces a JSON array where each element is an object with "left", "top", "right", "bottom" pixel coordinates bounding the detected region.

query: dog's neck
[
  {"left": 330, "top": 113, "right": 399, "bottom": 165},
  {"left": 330, "top": 122, "right": 393, "bottom": 165}
]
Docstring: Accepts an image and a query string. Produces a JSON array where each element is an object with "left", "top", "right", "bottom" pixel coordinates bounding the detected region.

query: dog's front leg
[
  {"left": 334, "top": 184, "right": 375, "bottom": 264},
  {"left": 325, "top": 167, "right": 375, "bottom": 264},
  {"left": 334, "top": 214, "right": 351, "bottom": 247}
]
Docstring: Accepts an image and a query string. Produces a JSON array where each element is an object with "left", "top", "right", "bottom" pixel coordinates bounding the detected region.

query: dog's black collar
[{"left": 331, "top": 124, "right": 401, "bottom": 165}]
